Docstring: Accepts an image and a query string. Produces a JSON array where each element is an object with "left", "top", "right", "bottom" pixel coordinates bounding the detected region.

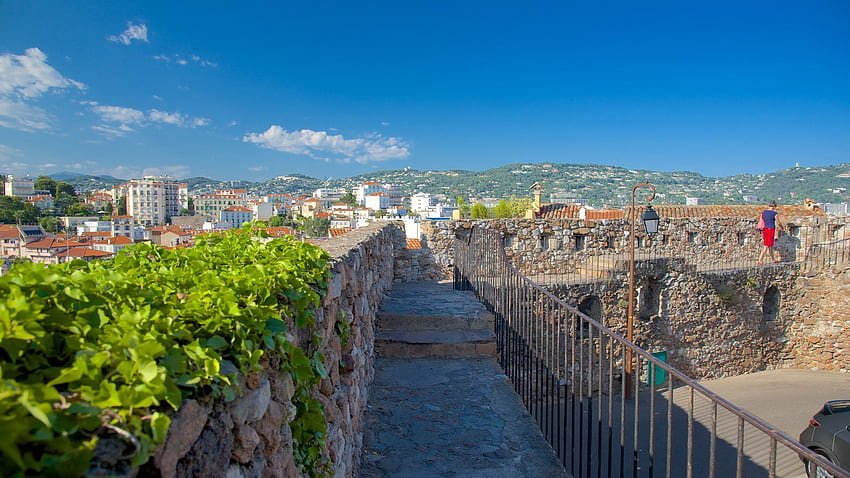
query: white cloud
[
  {"left": 92, "top": 105, "right": 145, "bottom": 124},
  {"left": 108, "top": 22, "right": 149, "bottom": 45},
  {"left": 381, "top": 121, "right": 390, "bottom": 126},
  {"left": 90, "top": 104, "right": 209, "bottom": 136},
  {"left": 148, "top": 109, "right": 187, "bottom": 126},
  {"left": 243, "top": 125, "right": 411, "bottom": 164},
  {"left": 248, "top": 166, "right": 267, "bottom": 172},
  {"left": 152, "top": 95, "right": 163, "bottom": 101},
  {"left": 40, "top": 162, "right": 57, "bottom": 169},
  {"left": 0, "top": 100, "right": 51, "bottom": 131},
  {"left": 153, "top": 53, "right": 217, "bottom": 68},
  {"left": 0, "top": 48, "right": 86, "bottom": 99},
  {"left": 0, "top": 143, "right": 23, "bottom": 161}
]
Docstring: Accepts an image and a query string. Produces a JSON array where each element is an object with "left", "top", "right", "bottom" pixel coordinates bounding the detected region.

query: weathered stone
[
  {"left": 230, "top": 379, "right": 271, "bottom": 425},
  {"left": 154, "top": 399, "right": 211, "bottom": 478},
  {"left": 232, "top": 424, "right": 261, "bottom": 464}
]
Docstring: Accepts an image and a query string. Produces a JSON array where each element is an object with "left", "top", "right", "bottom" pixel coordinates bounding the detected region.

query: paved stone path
[{"left": 359, "top": 281, "right": 566, "bottom": 477}]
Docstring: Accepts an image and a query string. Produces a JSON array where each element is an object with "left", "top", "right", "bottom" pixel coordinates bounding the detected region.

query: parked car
[{"left": 799, "top": 400, "right": 850, "bottom": 478}]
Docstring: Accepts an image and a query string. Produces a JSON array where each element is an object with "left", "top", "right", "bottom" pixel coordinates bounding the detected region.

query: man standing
[{"left": 758, "top": 200, "right": 784, "bottom": 265}]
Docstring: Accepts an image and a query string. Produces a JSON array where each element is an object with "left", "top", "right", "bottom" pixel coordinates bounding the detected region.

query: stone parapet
[{"left": 145, "top": 223, "right": 405, "bottom": 477}]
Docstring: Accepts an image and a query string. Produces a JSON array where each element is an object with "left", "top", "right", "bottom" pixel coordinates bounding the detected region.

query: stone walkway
[{"left": 359, "top": 282, "right": 566, "bottom": 478}]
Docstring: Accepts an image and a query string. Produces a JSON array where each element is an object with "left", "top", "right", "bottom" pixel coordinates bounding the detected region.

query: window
[
  {"left": 574, "top": 234, "right": 586, "bottom": 251},
  {"left": 687, "top": 232, "right": 697, "bottom": 244},
  {"left": 638, "top": 278, "right": 663, "bottom": 321}
]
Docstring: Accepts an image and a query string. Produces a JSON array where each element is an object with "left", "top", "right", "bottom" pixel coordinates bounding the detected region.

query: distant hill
[{"left": 57, "top": 162, "right": 850, "bottom": 208}]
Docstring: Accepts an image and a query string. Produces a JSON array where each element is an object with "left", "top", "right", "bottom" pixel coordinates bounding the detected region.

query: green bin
[{"left": 647, "top": 351, "right": 667, "bottom": 387}]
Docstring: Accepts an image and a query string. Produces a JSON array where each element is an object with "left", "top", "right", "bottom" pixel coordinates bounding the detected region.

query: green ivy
[{"left": 0, "top": 226, "right": 332, "bottom": 477}]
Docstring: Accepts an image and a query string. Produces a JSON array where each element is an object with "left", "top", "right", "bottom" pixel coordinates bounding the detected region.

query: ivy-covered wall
[{"left": 149, "top": 222, "right": 404, "bottom": 478}]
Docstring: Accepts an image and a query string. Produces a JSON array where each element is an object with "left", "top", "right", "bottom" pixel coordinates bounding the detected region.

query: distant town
[{"left": 2, "top": 165, "right": 849, "bottom": 273}]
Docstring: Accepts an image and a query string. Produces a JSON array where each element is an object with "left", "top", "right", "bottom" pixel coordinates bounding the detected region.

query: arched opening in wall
[
  {"left": 577, "top": 295, "right": 603, "bottom": 335},
  {"left": 687, "top": 232, "right": 697, "bottom": 244},
  {"left": 539, "top": 234, "right": 551, "bottom": 251},
  {"left": 638, "top": 278, "right": 663, "bottom": 321},
  {"left": 504, "top": 234, "right": 515, "bottom": 249},
  {"left": 762, "top": 286, "right": 780, "bottom": 324},
  {"left": 737, "top": 232, "right": 746, "bottom": 246}
]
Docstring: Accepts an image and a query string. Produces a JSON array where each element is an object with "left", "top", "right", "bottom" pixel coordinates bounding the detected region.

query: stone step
[
  {"left": 377, "top": 310, "right": 494, "bottom": 331},
  {"left": 375, "top": 329, "right": 497, "bottom": 358}
]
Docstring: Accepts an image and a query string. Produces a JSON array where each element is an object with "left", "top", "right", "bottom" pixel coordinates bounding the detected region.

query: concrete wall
[{"left": 146, "top": 223, "right": 405, "bottom": 478}]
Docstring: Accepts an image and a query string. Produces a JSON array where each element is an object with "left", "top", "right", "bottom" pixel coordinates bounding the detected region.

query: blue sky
[{"left": 1, "top": 1, "right": 848, "bottom": 181}]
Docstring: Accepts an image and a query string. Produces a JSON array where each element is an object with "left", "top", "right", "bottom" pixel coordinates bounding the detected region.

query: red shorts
[{"left": 762, "top": 228, "right": 775, "bottom": 247}]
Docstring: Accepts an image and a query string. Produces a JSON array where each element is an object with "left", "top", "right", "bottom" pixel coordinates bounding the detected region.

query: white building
[
  {"left": 76, "top": 221, "right": 112, "bottom": 235},
  {"left": 4, "top": 175, "right": 35, "bottom": 197},
  {"left": 356, "top": 182, "right": 386, "bottom": 205},
  {"left": 250, "top": 201, "right": 276, "bottom": 222},
  {"left": 364, "top": 192, "right": 390, "bottom": 211},
  {"left": 126, "top": 176, "right": 187, "bottom": 226},
  {"left": 220, "top": 206, "right": 254, "bottom": 229},
  {"left": 383, "top": 183, "right": 404, "bottom": 207},
  {"left": 411, "top": 192, "right": 437, "bottom": 213},
  {"left": 313, "top": 188, "right": 347, "bottom": 204},
  {"left": 111, "top": 216, "right": 136, "bottom": 239},
  {"left": 686, "top": 197, "right": 704, "bottom": 206}
]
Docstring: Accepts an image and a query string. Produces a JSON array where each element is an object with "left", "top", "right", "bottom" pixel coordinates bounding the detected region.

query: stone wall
[
  {"left": 424, "top": 218, "right": 847, "bottom": 379},
  {"left": 786, "top": 265, "right": 850, "bottom": 373},
  {"left": 146, "top": 223, "right": 405, "bottom": 478},
  {"left": 544, "top": 263, "right": 799, "bottom": 379},
  {"left": 421, "top": 217, "right": 832, "bottom": 278}
]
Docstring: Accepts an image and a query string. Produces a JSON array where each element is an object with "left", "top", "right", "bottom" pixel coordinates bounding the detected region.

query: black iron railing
[{"left": 455, "top": 227, "right": 849, "bottom": 478}]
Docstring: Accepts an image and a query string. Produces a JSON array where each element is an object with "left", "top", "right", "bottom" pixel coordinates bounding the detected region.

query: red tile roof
[
  {"left": 94, "top": 236, "right": 134, "bottom": 245},
  {"left": 406, "top": 238, "right": 422, "bottom": 249},
  {"left": 265, "top": 226, "right": 298, "bottom": 237},
  {"left": 536, "top": 204, "right": 582, "bottom": 219},
  {"left": 328, "top": 228, "right": 351, "bottom": 237},
  {"left": 25, "top": 238, "right": 86, "bottom": 249},
  {"left": 64, "top": 247, "right": 113, "bottom": 258},
  {"left": 623, "top": 204, "right": 827, "bottom": 220}
]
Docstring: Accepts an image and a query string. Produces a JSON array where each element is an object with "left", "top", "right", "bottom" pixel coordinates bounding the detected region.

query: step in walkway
[{"left": 359, "top": 281, "right": 567, "bottom": 478}]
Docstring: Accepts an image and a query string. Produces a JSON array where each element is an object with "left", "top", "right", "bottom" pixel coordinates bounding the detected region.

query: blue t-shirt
[{"left": 763, "top": 209, "right": 778, "bottom": 229}]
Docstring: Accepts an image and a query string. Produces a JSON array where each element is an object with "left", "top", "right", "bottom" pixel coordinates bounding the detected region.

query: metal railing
[{"left": 455, "top": 227, "right": 849, "bottom": 478}]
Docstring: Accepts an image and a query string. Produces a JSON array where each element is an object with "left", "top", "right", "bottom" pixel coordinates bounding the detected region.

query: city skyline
[{"left": 1, "top": 1, "right": 849, "bottom": 181}]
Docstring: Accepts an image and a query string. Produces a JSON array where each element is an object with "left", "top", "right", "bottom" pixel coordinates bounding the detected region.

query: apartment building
[
  {"left": 3, "top": 175, "right": 35, "bottom": 197},
  {"left": 220, "top": 206, "right": 253, "bottom": 229},
  {"left": 126, "top": 176, "right": 187, "bottom": 226},
  {"left": 193, "top": 193, "right": 244, "bottom": 221}
]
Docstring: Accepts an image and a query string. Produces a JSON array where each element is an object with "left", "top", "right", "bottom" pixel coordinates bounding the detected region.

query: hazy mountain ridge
[{"left": 56, "top": 162, "right": 849, "bottom": 207}]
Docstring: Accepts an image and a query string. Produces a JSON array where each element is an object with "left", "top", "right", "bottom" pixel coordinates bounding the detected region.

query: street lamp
[{"left": 625, "top": 182, "right": 658, "bottom": 399}]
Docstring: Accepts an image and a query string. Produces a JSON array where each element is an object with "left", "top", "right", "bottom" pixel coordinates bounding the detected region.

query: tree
[
  {"left": 0, "top": 196, "right": 41, "bottom": 223},
  {"left": 494, "top": 199, "right": 512, "bottom": 218},
  {"left": 470, "top": 202, "right": 491, "bottom": 219},
  {"left": 267, "top": 215, "right": 285, "bottom": 227},
  {"left": 301, "top": 216, "right": 330, "bottom": 238},
  {"left": 340, "top": 192, "right": 358, "bottom": 207},
  {"left": 39, "top": 215, "right": 61, "bottom": 233},
  {"left": 456, "top": 196, "right": 470, "bottom": 219},
  {"left": 117, "top": 197, "right": 127, "bottom": 216}
]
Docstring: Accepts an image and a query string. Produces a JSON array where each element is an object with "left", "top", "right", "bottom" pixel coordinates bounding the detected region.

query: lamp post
[{"left": 625, "top": 183, "right": 659, "bottom": 399}]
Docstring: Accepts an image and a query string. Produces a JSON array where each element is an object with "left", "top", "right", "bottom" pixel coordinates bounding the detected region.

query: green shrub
[{"left": 0, "top": 226, "right": 332, "bottom": 477}]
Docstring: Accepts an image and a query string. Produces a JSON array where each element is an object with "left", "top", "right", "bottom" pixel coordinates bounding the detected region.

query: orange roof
[
  {"left": 406, "top": 238, "right": 422, "bottom": 249},
  {"left": 26, "top": 238, "right": 86, "bottom": 249},
  {"left": 94, "top": 236, "right": 134, "bottom": 245},
  {"left": 112, "top": 215, "right": 133, "bottom": 219},
  {"left": 328, "top": 228, "right": 351, "bottom": 237},
  {"left": 224, "top": 206, "right": 252, "bottom": 212},
  {"left": 536, "top": 204, "right": 582, "bottom": 219},
  {"left": 585, "top": 209, "right": 624, "bottom": 220},
  {"left": 315, "top": 212, "right": 332, "bottom": 218},
  {"left": 64, "top": 247, "right": 113, "bottom": 258},
  {"left": 367, "top": 192, "right": 388, "bottom": 197},
  {"left": 80, "top": 231, "right": 112, "bottom": 238},
  {"left": 265, "top": 226, "right": 298, "bottom": 237},
  {"left": 361, "top": 181, "right": 380, "bottom": 186},
  {"left": 0, "top": 225, "right": 19, "bottom": 240},
  {"left": 623, "top": 204, "right": 827, "bottom": 220}
]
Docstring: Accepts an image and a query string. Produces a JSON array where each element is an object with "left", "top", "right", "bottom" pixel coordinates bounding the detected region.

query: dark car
[{"left": 799, "top": 400, "right": 850, "bottom": 478}]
